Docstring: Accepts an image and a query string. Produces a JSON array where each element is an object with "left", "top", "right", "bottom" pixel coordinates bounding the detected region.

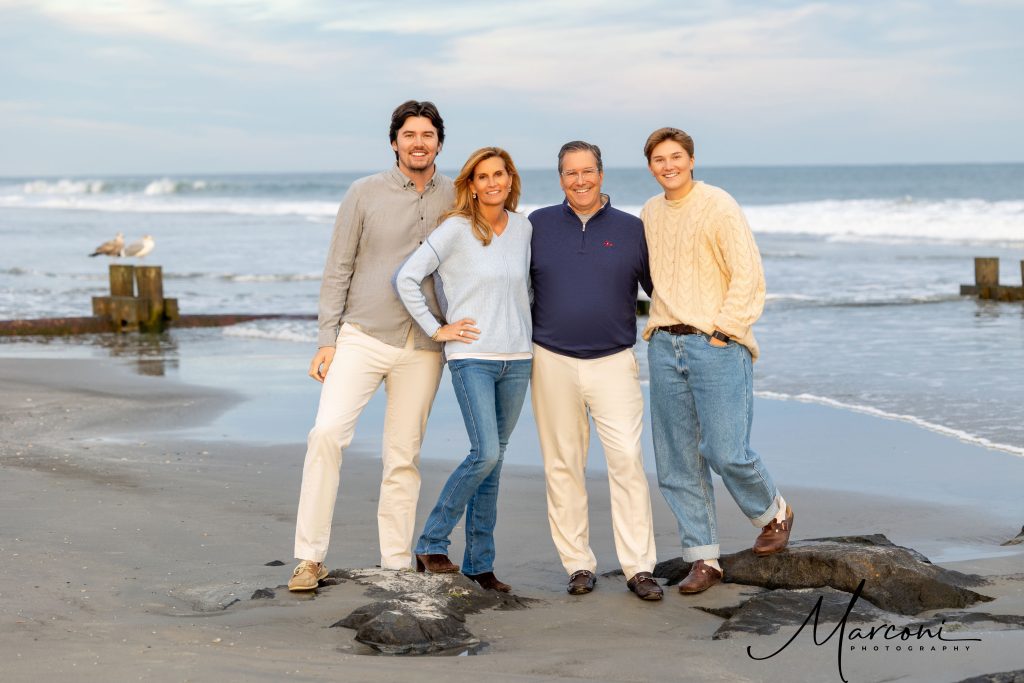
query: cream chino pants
[
  {"left": 294, "top": 323, "right": 442, "bottom": 569},
  {"left": 531, "top": 344, "right": 657, "bottom": 579}
]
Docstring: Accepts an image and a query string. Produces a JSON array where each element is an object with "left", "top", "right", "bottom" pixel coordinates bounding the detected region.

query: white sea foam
[
  {"left": 765, "top": 292, "right": 818, "bottom": 302},
  {"left": 221, "top": 320, "right": 316, "bottom": 344},
  {"left": 220, "top": 273, "right": 321, "bottom": 283},
  {"left": 756, "top": 390, "right": 1024, "bottom": 458},
  {"left": 745, "top": 198, "right": 1024, "bottom": 244},
  {"left": 3, "top": 189, "right": 1022, "bottom": 243},
  {"left": 500, "top": 199, "right": 1024, "bottom": 244},
  {"left": 144, "top": 178, "right": 180, "bottom": 195},
  {"left": 764, "top": 291, "right": 963, "bottom": 308},
  {"left": 0, "top": 193, "right": 339, "bottom": 218},
  {"left": 160, "top": 272, "right": 322, "bottom": 282},
  {"left": 22, "top": 179, "right": 106, "bottom": 194}
]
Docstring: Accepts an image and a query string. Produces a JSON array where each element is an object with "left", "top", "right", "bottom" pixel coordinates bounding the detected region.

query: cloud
[
  {"left": 1, "top": 0, "right": 1021, "bottom": 172},
  {"left": 411, "top": 3, "right": 959, "bottom": 116},
  {"left": 22, "top": 0, "right": 351, "bottom": 69},
  {"left": 319, "top": 0, "right": 628, "bottom": 35}
]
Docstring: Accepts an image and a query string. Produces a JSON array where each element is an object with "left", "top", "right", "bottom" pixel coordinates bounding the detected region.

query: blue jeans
[
  {"left": 648, "top": 330, "right": 779, "bottom": 562},
  {"left": 415, "top": 358, "right": 532, "bottom": 574}
]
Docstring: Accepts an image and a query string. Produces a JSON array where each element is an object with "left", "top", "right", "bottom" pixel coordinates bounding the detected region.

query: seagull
[
  {"left": 89, "top": 232, "right": 125, "bottom": 258},
  {"left": 123, "top": 235, "right": 155, "bottom": 259}
]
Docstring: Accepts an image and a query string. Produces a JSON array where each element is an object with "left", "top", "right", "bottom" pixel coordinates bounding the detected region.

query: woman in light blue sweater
[{"left": 395, "top": 147, "right": 532, "bottom": 592}]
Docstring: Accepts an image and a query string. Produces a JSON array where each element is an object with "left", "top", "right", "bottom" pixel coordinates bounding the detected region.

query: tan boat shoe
[{"left": 288, "top": 560, "right": 328, "bottom": 591}]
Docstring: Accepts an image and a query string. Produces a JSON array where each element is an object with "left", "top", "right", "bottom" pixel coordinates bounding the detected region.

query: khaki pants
[
  {"left": 531, "top": 344, "right": 657, "bottom": 579},
  {"left": 294, "top": 323, "right": 442, "bottom": 569}
]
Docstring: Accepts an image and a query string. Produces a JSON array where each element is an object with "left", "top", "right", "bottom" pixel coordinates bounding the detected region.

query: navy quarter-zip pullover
[{"left": 529, "top": 197, "right": 653, "bottom": 359}]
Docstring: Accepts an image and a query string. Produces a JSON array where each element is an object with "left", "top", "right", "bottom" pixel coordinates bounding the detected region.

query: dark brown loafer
[
  {"left": 465, "top": 571, "right": 511, "bottom": 593},
  {"left": 626, "top": 571, "right": 664, "bottom": 601},
  {"left": 415, "top": 553, "right": 460, "bottom": 574},
  {"left": 753, "top": 506, "right": 795, "bottom": 556},
  {"left": 678, "top": 560, "right": 722, "bottom": 594},
  {"left": 567, "top": 569, "right": 596, "bottom": 595}
]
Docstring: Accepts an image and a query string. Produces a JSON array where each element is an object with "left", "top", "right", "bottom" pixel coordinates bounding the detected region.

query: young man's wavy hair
[
  {"left": 441, "top": 147, "right": 521, "bottom": 247},
  {"left": 643, "top": 127, "right": 694, "bottom": 163}
]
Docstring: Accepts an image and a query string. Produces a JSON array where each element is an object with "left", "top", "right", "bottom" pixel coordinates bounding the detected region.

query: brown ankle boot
[
  {"left": 465, "top": 571, "right": 511, "bottom": 592},
  {"left": 415, "top": 553, "right": 459, "bottom": 573}
]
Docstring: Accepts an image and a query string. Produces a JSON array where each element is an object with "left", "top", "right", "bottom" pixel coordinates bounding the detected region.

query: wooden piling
[
  {"left": 135, "top": 266, "right": 165, "bottom": 332},
  {"left": 960, "top": 257, "right": 1024, "bottom": 302},
  {"left": 91, "top": 296, "right": 111, "bottom": 317},
  {"left": 89, "top": 264, "right": 178, "bottom": 332},
  {"left": 109, "top": 265, "right": 135, "bottom": 297},
  {"left": 0, "top": 313, "right": 315, "bottom": 337}
]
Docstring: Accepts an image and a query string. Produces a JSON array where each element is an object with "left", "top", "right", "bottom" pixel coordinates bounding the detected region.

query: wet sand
[{"left": 1, "top": 351, "right": 1022, "bottom": 682}]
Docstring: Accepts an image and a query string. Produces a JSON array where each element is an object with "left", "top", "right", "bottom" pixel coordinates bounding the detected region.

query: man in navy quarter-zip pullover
[{"left": 528, "top": 141, "right": 662, "bottom": 601}]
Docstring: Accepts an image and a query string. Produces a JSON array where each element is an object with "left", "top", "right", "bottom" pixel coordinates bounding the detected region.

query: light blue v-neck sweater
[{"left": 395, "top": 212, "right": 533, "bottom": 357}]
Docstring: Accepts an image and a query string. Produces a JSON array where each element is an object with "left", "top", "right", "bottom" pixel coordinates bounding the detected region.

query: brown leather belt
[{"left": 657, "top": 323, "right": 703, "bottom": 336}]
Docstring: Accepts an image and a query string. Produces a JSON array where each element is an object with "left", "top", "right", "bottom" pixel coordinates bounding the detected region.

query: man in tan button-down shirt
[{"left": 289, "top": 101, "right": 455, "bottom": 591}]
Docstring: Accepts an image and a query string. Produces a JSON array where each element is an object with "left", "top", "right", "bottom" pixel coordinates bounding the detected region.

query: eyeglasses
[{"left": 561, "top": 168, "right": 600, "bottom": 182}]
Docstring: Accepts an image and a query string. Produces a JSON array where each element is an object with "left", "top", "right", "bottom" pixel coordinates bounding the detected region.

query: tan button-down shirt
[{"left": 317, "top": 166, "right": 455, "bottom": 349}]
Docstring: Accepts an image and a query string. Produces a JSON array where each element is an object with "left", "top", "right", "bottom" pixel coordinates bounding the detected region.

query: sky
[{"left": 1, "top": 0, "right": 1022, "bottom": 175}]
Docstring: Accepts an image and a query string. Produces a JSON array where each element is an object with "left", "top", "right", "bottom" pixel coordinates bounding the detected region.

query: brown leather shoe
[
  {"left": 677, "top": 560, "right": 722, "bottom": 594},
  {"left": 465, "top": 571, "right": 511, "bottom": 593},
  {"left": 415, "top": 553, "right": 459, "bottom": 573},
  {"left": 567, "top": 569, "right": 596, "bottom": 595},
  {"left": 626, "top": 571, "right": 664, "bottom": 601},
  {"left": 753, "top": 505, "right": 795, "bottom": 556}
]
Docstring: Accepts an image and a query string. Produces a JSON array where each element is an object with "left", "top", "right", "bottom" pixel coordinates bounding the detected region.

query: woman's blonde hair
[{"left": 441, "top": 147, "right": 521, "bottom": 246}]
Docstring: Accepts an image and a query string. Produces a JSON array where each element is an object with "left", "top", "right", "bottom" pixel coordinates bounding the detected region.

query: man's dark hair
[
  {"left": 557, "top": 140, "right": 603, "bottom": 173},
  {"left": 389, "top": 100, "right": 445, "bottom": 156}
]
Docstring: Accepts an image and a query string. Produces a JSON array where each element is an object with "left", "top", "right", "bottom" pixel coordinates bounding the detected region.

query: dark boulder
[
  {"left": 330, "top": 569, "right": 537, "bottom": 655},
  {"left": 1001, "top": 526, "right": 1024, "bottom": 546},
  {"left": 955, "top": 671, "right": 1024, "bottom": 683},
  {"left": 654, "top": 535, "right": 992, "bottom": 615},
  {"left": 332, "top": 599, "right": 476, "bottom": 655},
  {"left": 697, "top": 586, "right": 888, "bottom": 639},
  {"left": 915, "top": 611, "right": 1024, "bottom": 632}
]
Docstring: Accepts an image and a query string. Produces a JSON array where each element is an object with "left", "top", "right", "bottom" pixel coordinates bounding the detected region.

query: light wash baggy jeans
[
  {"left": 415, "top": 358, "right": 532, "bottom": 575},
  {"left": 647, "top": 330, "right": 780, "bottom": 562}
]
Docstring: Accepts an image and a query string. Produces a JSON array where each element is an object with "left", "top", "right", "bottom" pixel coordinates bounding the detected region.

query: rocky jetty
[
  {"left": 327, "top": 568, "right": 535, "bottom": 655},
  {"left": 655, "top": 534, "right": 992, "bottom": 615}
]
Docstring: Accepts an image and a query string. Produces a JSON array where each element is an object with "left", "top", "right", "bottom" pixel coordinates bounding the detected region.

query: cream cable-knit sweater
[{"left": 641, "top": 181, "right": 766, "bottom": 360}]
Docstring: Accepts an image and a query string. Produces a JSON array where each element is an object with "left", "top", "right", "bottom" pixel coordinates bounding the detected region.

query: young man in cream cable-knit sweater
[{"left": 640, "top": 127, "right": 793, "bottom": 595}]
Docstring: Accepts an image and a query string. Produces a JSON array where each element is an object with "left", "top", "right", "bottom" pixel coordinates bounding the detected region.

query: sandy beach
[{"left": 1, "top": 342, "right": 1022, "bottom": 683}]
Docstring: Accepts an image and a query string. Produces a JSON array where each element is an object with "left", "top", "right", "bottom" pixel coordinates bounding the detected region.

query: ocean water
[{"left": 1, "top": 164, "right": 1023, "bottom": 457}]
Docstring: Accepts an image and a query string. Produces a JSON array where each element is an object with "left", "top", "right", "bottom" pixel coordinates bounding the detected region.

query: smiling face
[
  {"left": 390, "top": 115, "right": 441, "bottom": 176},
  {"left": 559, "top": 149, "right": 604, "bottom": 215},
  {"left": 647, "top": 139, "right": 695, "bottom": 200},
  {"left": 470, "top": 155, "right": 513, "bottom": 208}
]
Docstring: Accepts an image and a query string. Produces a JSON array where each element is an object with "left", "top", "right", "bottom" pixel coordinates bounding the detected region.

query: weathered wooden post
[
  {"left": 135, "top": 266, "right": 164, "bottom": 332},
  {"left": 975, "top": 257, "right": 999, "bottom": 299},
  {"left": 108, "top": 264, "right": 141, "bottom": 332},
  {"left": 961, "top": 257, "right": 1024, "bottom": 302},
  {"left": 89, "top": 264, "right": 180, "bottom": 332},
  {"left": 110, "top": 265, "right": 135, "bottom": 296}
]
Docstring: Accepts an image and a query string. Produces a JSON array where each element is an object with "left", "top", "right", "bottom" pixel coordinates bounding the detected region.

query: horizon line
[{"left": 3, "top": 160, "right": 1024, "bottom": 180}]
